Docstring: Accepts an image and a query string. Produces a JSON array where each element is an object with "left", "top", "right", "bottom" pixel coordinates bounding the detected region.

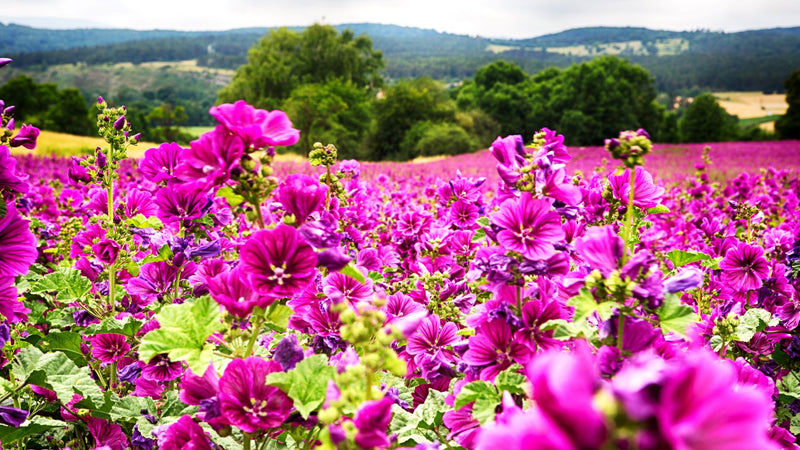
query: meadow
[{"left": 1, "top": 97, "right": 800, "bottom": 449}]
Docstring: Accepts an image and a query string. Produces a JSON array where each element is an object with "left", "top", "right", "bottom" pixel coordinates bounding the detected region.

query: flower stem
[
  {"left": 106, "top": 152, "right": 116, "bottom": 311},
  {"left": 616, "top": 311, "right": 625, "bottom": 351},
  {"left": 623, "top": 167, "right": 636, "bottom": 263},
  {"left": 243, "top": 433, "right": 252, "bottom": 450},
  {"left": 254, "top": 199, "right": 266, "bottom": 229},
  {"left": 245, "top": 308, "right": 267, "bottom": 356},
  {"left": 365, "top": 367, "right": 373, "bottom": 401}
]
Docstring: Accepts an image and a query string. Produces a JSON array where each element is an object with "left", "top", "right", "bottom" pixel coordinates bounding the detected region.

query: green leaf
[
  {"left": 0, "top": 416, "right": 66, "bottom": 445},
  {"left": 666, "top": 250, "right": 712, "bottom": 268},
  {"left": 13, "top": 346, "right": 104, "bottom": 408},
  {"left": 736, "top": 308, "right": 778, "bottom": 342},
  {"left": 367, "top": 271, "right": 385, "bottom": 283},
  {"left": 128, "top": 214, "right": 164, "bottom": 229},
  {"left": 264, "top": 305, "right": 293, "bottom": 333},
  {"left": 417, "top": 389, "right": 448, "bottom": 426},
  {"left": 454, "top": 381, "right": 498, "bottom": 410},
  {"left": 139, "top": 296, "right": 221, "bottom": 374},
  {"left": 217, "top": 186, "right": 245, "bottom": 207},
  {"left": 647, "top": 204, "right": 670, "bottom": 214},
  {"left": 454, "top": 381, "right": 499, "bottom": 425},
  {"left": 338, "top": 263, "right": 366, "bottom": 284},
  {"left": 0, "top": 195, "right": 6, "bottom": 219},
  {"left": 471, "top": 228, "right": 486, "bottom": 242},
  {"left": 476, "top": 217, "right": 490, "bottom": 227},
  {"left": 709, "top": 335, "right": 725, "bottom": 352},
  {"left": 266, "top": 354, "right": 334, "bottom": 420},
  {"left": 567, "top": 288, "right": 597, "bottom": 323},
  {"left": 791, "top": 414, "right": 800, "bottom": 435},
  {"left": 37, "top": 331, "right": 86, "bottom": 366},
  {"left": 656, "top": 293, "right": 698, "bottom": 338},
  {"left": 110, "top": 396, "right": 159, "bottom": 435},
  {"left": 390, "top": 405, "right": 425, "bottom": 444},
  {"left": 700, "top": 257, "right": 723, "bottom": 270},
  {"left": 31, "top": 267, "right": 92, "bottom": 302},
  {"left": 495, "top": 366, "right": 527, "bottom": 395},
  {"left": 84, "top": 316, "right": 142, "bottom": 338}
]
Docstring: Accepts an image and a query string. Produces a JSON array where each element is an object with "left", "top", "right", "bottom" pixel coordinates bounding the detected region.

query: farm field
[{"left": 2, "top": 99, "right": 800, "bottom": 449}]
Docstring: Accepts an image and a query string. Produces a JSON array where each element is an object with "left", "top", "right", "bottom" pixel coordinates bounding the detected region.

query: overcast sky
[{"left": 4, "top": 0, "right": 800, "bottom": 39}]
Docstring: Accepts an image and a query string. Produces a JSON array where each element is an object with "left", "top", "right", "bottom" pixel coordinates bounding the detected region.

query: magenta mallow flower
[
  {"left": 92, "top": 239, "right": 120, "bottom": 265},
  {"left": 0, "top": 145, "right": 29, "bottom": 195},
  {"left": 0, "top": 279, "right": 30, "bottom": 323},
  {"left": 0, "top": 206, "right": 37, "bottom": 278},
  {"left": 139, "top": 142, "right": 183, "bottom": 183},
  {"left": 322, "top": 272, "right": 372, "bottom": 308},
  {"left": 463, "top": 319, "right": 532, "bottom": 381},
  {"left": 209, "top": 267, "right": 275, "bottom": 317},
  {"left": 524, "top": 343, "right": 609, "bottom": 448},
  {"left": 406, "top": 315, "right": 459, "bottom": 369},
  {"left": 141, "top": 354, "right": 183, "bottom": 381},
  {"left": 9, "top": 124, "right": 39, "bottom": 150},
  {"left": 218, "top": 357, "right": 293, "bottom": 432},
  {"left": 240, "top": 224, "right": 317, "bottom": 298},
  {"left": 575, "top": 225, "right": 625, "bottom": 276},
  {"left": 490, "top": 191, "right": 565, "bottom": 260},
  {"left": 277, "top": 173, "right": 328, "bottom": 225},
  {"left": 608, "top": 166, "right": 665, "bottom": 209},
  {"left": 155, "top": 182, "right": 211, "bottom": 224},
  {"left": 657, "top": 351, "right": 779, "bottom": 449},
  {"left": 87, "top": 417, "right": 128, "bottom": 450},
  {"left": 209, "top": 100, "right": 300, "bottom": 150},
  {"left": 126, "top": 261, "right": 181, "bottom": 304},
  {"left": 719, "top": 242, "right": 770, "bottom": 291},
  {"left": 160, "top": 415, "right": 212, "bottom": 450},
  {"left": 354, "top": 396, "right": 394, "bottom": 449},
  {"left": 90, "top": 334, "right": 130, "bottom": 364},
  {"left": 175, "top": 126, "right": 244, "bottom": 188}
]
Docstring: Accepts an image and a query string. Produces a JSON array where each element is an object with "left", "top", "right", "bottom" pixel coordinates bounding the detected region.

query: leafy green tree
[
  {"left": 679, "top": 93, "right": 738, "bottom": 143},
  {"left": 658, "top": 111, "right": 680, "bottom": 143},
  {"left": 147, "top": 103, "right": 191, "bottom": 143},
  {"left": 0, "top": 75, "right": 58, "bottom": 124},
  {"left": 409, "top": 122, "right": 476, "bottom": 157},
  {"left": 283, "top": 79, "right": 372, "bottom": 159},
  {"left": 776, "top": 68, "right": 800, "bottom": 139},
  {"left": 529, "top": 56, "right": 663, "bottom": 145},
  {"left": 474, "top": 60, "right": 528, "bottom": 91},
  {"left": 218, "top": 24, "right": 383, "bottom": 109},
  {"left": 370, "top": 78, "right": 457, "bottom": 160},
  {"left": 41, "top": 88, "right": 93, "bottom": 135}
]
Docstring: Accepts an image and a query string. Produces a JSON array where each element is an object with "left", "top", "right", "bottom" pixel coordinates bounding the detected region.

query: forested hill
[{"left": 3, "top": 22, "right": 800, "bottom": 92}]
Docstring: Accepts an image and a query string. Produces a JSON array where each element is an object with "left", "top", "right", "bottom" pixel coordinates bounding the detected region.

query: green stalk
[
  {"left": 106, "top": 148, "right": 116, "bottom": 311},
  {"left": 617, "top": 311, "right": 625, "bottom": 351},
  {"left": 254, "top": 198, "right": 266, "bottom": 229},
  {"left": 244, "top": 308, "right": 267, "bottom": 356},
  {"left": 243, "top": 434, "right": 252, "bottom": 450},
  {"left": 624, "top": 167, "right": 636, "bottom": 263}
]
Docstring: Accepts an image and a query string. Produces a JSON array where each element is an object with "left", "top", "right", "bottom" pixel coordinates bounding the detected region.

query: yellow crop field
[{"left": 714, "top": 91, "right": 787, "bottom": 119}]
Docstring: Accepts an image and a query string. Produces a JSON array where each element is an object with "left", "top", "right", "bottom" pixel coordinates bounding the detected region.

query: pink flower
[
  {"left": 218, "top": 357, "right": 293, "bottom": 432},
  {"left": 608, "top": 166, "right": 665, "bottom": 209},
  {"left": 240, "top": 224, "right": 317, "bottom": 299},
  {"left": 354, "top": 396, "right": 394, "bottom": 449},
  {"left": 209, "top": 100, "right": 300, "bottom": 150},
  {"left": 490, "top": 192, "right": 565, "bottom": 260},
  {"left": 90, "top": 334, "right": 130, "bottom": 364},
  {"left": 276, "top": 173, "right": 328, "bottom": 225},
  {"left": 719, "top": 242, "right": 770, "bottom": 291}
]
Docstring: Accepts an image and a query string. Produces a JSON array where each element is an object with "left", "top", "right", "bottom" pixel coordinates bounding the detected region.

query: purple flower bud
[
  {"left": 316, "top": 248, "right": 352, "bottom": 271},
  {"left": 0, "top": 58, "right": 13, "bottom": 68},
  {"left": 636, "top": 128, "right": 650, "bottom": 139},
  {"left": 3, "top": 105, "right": 15, "bottom": 117},
  {"left": 97, "top": 96, "right": 105, "bottom": 104},
  {"left": 113, "top": 115, "right": 126, "bottom": 130},
  {"left": 273, "top": 335, "right": 305, "bottom": 370},
  {"left": 130, "top": 133, "right": 141, "bottom": 142},
  {"left": 5, "top": 118, "right": 13, "bottom": 130},
  {"left": 96, "top": 148, "right": 107, "bottom": 168}
]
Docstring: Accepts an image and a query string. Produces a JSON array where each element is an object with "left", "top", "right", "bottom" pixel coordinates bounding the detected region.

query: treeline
[{"left": 7, "top": 24, "right": 800, "bottom": 93}]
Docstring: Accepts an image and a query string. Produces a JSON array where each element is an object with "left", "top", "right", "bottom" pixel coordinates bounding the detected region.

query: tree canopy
[{"left": 776, "top": 68, "right": 800, "bottom": 139}]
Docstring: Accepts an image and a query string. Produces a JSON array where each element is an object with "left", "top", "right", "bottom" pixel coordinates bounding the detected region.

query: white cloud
[{"left": 3, "top": 0, "right": 799, "bottom": 38}]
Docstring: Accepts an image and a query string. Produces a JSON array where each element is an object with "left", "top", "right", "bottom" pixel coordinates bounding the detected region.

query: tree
[
  {"left": 41, "top": 88, "right": 93, "bottom": 135},
  {"left": 679, "top": 93, "right": 738, "bottom": 143},
  {"left": 147, "top": 103, "right": 190, "bottom": 143},
  {"left": 283, "top": 79, "right": 372, "bottom": 159},
  {"left": 370, "top": 78, "right": 457, "bottom": 160},
  {"left": 775, "top": 68, "right": 800, "bottom": 139},
  {"left": 529, "top": 56, "right": 663, "bottom": 145},
  {"left": 217, "top": 24, "right": 383, "bottom": 109}
]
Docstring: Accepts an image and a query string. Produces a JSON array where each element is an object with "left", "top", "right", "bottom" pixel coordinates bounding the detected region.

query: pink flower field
[{"left": 2, "top": 95, "right": 800, "bottom": 450}]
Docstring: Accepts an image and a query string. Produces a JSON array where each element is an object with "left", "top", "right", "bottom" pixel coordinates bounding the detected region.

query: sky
[{"left": 4, "top": 0, "right": 800, "bottom": 39}]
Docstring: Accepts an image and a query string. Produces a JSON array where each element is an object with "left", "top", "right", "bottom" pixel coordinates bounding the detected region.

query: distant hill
[{"left": 2, "top": 23, "right": 800, "bottom": 93}]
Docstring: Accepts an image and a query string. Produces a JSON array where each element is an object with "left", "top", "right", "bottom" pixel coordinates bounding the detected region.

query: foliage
[
  {"left": 776, "top": 68, "right": 800, "bottom": 139},
  {"left": 679, "top": 93, "right": 739, "bottom": 143}
]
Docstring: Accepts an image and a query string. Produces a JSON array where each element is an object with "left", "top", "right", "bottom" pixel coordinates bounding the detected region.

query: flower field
[{"left": 2, "top": 90, "right": 800, "bottom": 450}]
